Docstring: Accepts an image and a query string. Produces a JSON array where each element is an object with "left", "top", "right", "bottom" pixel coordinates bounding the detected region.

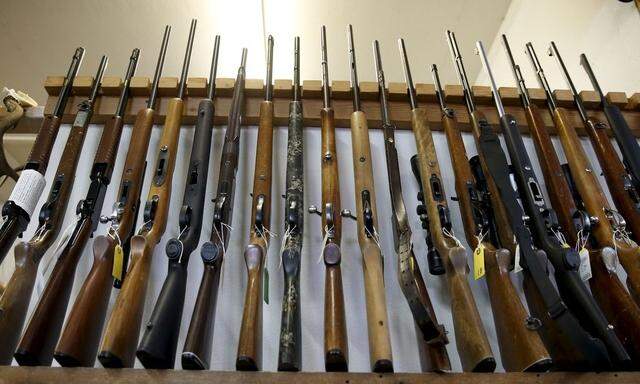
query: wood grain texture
[
  {"left": 349, "top": 111, "right": 393, "bottom": 373},
  {"left": 411, "top": 107, "right": 494, "bottom": 372}
]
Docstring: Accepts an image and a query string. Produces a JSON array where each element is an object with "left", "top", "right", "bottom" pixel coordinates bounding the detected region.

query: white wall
[{"left": 475, "top": 0, "right": 640, "bottom": 94}]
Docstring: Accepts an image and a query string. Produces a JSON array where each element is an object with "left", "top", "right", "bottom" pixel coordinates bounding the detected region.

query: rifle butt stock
[
  {"left": 54, "top": 235, "right": 116, "bottom": 367},
  {"left": 236, "top": 244, "right": 264, "bottom": 371},
  {"left": 324, "top": 260, "right": 348, "bottom": 372},
  {"left": 136, "top": 262, "right": 188, "bottom": 369},
  {"left": 98, "top": 236, "right": 152, "bottom": 368},
  {"left": 0, "top": 244, "right": 39, "bottom": 365},
  {"left": 278, "top": 247, "right": 302, "bottom": 371}
]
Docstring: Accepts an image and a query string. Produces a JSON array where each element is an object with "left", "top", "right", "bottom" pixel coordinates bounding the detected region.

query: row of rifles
[{"left": 0, "top": 19, "right": 640, "bottom": 374}]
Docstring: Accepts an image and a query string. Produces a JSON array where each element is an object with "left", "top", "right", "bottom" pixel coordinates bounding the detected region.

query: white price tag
[
  {"left": 578, "top": 248, "right": 592, "bottom": 281},
  {"left": 8, "top": 169, "right": 45, "bottom": 216}
]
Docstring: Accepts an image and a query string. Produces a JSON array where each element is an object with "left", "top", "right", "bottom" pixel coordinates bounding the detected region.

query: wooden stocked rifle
[
  {"left": 431, "top": 57, "right": 550, "bottom": 372},
  {"left": 236, "top": 36, "right": 274, "bottom": 372},
  {"left": 548, "top": 42, "right": 640, "bottom": 304},
  {"left": 136, "top": 35, "right": 219, "bottom": 369},
  {"left": 400, "top": 38, "right": 495, "bottom": 373},
  {"left": 523, "top": 41, "right": 640, "bottom": 366},
  {"left": 277, "top": 36, "right": 304, "bottom": 372},
  {"left": 182, "top": 47, "right": 247, "bottom": 370},
  {"left": 0, "top": 48, "right": 84, "bottom": 265},
  {"left": 0, "top": 56, "right": 107, "bottom": 366},
  {"left": 98, "top": 19, "right": 197, "bottom": 368},
  {"left": 375, "top": 39, "right": 449, "bottom": 372},
  {"left": 339, "top": 31, "right": 393, "bottom": 373},
  {"left": 54, "top": 27, "right": 170, "bottom": 368},
  {"left": 447, "top": 30, "right": 607, "bottom": 371},
  {"left": 475, "top": 38, "right": 630, "bottom": 369},
  {"left": 307, "top": 26, "right": 348, "bottom": 372},
  {"left": 15, "top": 50, "right": 139, "bottom": 367}
]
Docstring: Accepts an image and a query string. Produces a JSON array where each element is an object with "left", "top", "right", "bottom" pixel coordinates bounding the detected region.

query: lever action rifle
[
  {"left": 341, "top": 30, "right": 393, "bottom": 373},
  {"left": 580, "top": 54, "right": 640, "bottom": 196},
  {"left": 54, "top": 27, "right": 170, "bottom": 368},
  {"left": 16, "top": 50, "right": 139, "bottom": 367},
  {"left": 376, "top": 40, "right": 449, "bottom": 373},
  {"left": 236, "top": 36, "right": 274, "bottom": 372},
  {"left": 98, "top": 19, "right": 197, "bottom": 368},
  {"left": 182, "top": 47, "right": 247, "bottom": 370},
  {"left": 549, "top": 43, "right": 640, "bottom": 302},
  {"left": 549, "top": 47, "right": 640, "bottom": 244},
  {"left": 400, "top": 38, "right": 495, "bottom": 373},
  {"left": 0, "top": 56, "right": 107, "bottom": 366},
  {"left": 447, "top": 30, "right": 608, "bottom": 371},
  {"left": 475, "top": 39, "right": 630, "bottom": 369},
  {"left": 137, "top": 35, "right": 220, "bottom": 370},
  {"left": 523, "top": 41, "right": 640, "bottom": 367},
  {"left": 308, "top": 25, "right": 348, "bottom": 372},
  {"left": 0, "top": 48, "right": 84, "bottom": 265},
  {"left": 277, "top": 36, "right": 303, "bottom": 372},
  {"left": 431, "top": 59, "right": 550, "bottom": 371}
]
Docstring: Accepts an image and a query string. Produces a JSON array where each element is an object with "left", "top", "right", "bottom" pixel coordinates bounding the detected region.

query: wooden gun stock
[
  {"left": 236, "top": 245, "right": 264, "bottom": 371},
  {"left": 411, "top": 107, "right": 495, "bottom": 372}
]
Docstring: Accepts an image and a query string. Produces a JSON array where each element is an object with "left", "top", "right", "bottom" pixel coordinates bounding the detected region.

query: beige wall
[
  {"left": 476, "top": 0, "right": 640, "bottom": 94},
  {"left": 0, "top": 0, "right": 510, "bottom": 105}
]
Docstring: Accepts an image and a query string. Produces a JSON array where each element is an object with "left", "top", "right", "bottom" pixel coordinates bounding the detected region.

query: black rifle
[
  {"left": 0, "top": 48, "right": 84, "bottom": 265},
  {"left": 475, "top": 39, "right": 629, "bottom": 369},
  {"left": 580, "top": 54, "right": 640, "bottom": 190},
  {"left": 136, "top": 35, "right": 220, "bottom": 369},
  {"left": 278, "top": 36, "right": 304, "bottom": 372},
  {"left": 182, "top": 47, "right": 247, "bottom": 370}
]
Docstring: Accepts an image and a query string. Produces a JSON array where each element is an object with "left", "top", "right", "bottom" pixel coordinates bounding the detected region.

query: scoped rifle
[
  {"left": 308, "top": 25, "right": 348, "bottom": 372},
  {"left": 375, "top": 39, "right": 448, "bottom": 372},
  {"left": 277, "top": 36, "right": 303, "bottom": 372},
  {"left": 136, "top": 35, "right": 220, "bottom": 370},
  {"left": 98, "top": 19, "right": 197, "bottom": 368},
  {"left": 580, "top": 54, "right": 640, "bottom": 194},
  {"left": 339, "top": 31, "right": 393, "bottom": 373},
  {"left": 182, "top": 47, "right": 247, "bottom": 370},
  {"left": 54, "top": 27, "right": 170, "bottom": 368},
  {"left": 548, "top": 47, "right": 640, "bottom": 244},
  {"left": 399, "top": 39, "right": 494, "bottom": 373},
  {"left": 0, "top": 48, "right": 84, "bottom": 265},
  {"left": 0, "top": 56, "right": 107, "bottom": 366},
  {"left": 475, "top": 38, "right": 630, "bottom": 369},
  {"left": 528, "top": 42, "right": 640, "bottom": 364},
  {"left": 15, "top": 51, "right": 138, "bottom": 367},
  {"left": 431, "top": 59, "right": 550, "bottom": 372},
  {"left": 236, "top": 36, "right": 274, "bottom": 372}
]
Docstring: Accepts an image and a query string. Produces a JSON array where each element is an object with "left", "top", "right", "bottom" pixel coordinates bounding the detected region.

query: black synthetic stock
[{"left": 603, "top": 104, "right": 640, "bottom": 189}]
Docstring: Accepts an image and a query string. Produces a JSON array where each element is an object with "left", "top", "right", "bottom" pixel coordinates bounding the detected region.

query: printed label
[{"left": 8, "top": 169, "right": 45, "bottom": 216}]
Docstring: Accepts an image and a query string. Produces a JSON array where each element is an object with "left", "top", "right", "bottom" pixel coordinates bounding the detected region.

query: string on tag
[
  {"left": 137, "top": 219, "right": 153, "bottom": 235},
  {"left": 442, "top": 227, "right": 463, "bottom": 248},
  {"left": 318, "top": 224, "right": 332, "bottom": 264},
  {"left": 278, "top": 224, "right": 295, "bottom": 270},
  {"left": 551, "top": 227, "right": 570, "bottom": 248},
  {"left": 365, "top": 225, "right": 383, "bottom": 251}
]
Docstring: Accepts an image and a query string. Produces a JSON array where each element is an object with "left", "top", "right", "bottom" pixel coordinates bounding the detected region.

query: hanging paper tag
[
  {"left": 9, "top": 169, "right": 46, "bottom": 217},
  {"left": 263, "top": 267, "right": 269, "bottom": 304},
  {"left": 578, "top": 248, "right": 592, "bottom": 281},
  {"left": 112, "top": 244, "right": 124, "bottom": 281},
  {"left": 601, "top": 246, "right": 618, "bottom": 274},
  {"left": 473, "top": 243, "right": 485, "bottom": 280},
  {"left": 513, "top": 241, "right": 523, "bottom": 273}
]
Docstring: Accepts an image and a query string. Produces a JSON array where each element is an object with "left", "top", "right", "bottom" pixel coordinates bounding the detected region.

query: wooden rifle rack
[{"left": 19, "top": 75, "right": 640, "bottom": 138}]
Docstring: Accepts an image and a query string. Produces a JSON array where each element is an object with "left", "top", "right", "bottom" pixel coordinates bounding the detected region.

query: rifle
[
  {"left": 340, "top": 31, "right": 393, "bottom": 373},
  {"left": 0, "top": 48, "right": 84, "bottom": 265},
  {"left": 182, "top": 47, "right": 247, "bottom": 370},
  {"left": 376, "top": 39, "right": 449, "bottom": 373},
  {"left": 580, "top": 54, "right": 640, "bottom": 193},
  {"left": 136, "top": 34, "right": 219, "bottom": 370},
  {"left": 400, "top": 38, "right": 495, "bottom": 373},
  {"left": 431, "top": 57, "right": 550, "bottom": 371},
  {"left": 476, "top": 38, "right": 630, "bottom": 369},
  {"left": 15, "top": 50, "right": 138, "bottom": 367},
  {"left": 308, "top": 25, "right": 348, "bottom": 372},
  {"left": 0, "top": 56, "right": 107, "bottom": 366},
  {"left": 54, "top": 27, "right": 170, "bottom": 368},
  {"left": 527, "top": 42, "right": 640, "bottom": 365},
  {"left": 98, "top": 19, "right": 197, "bottom": 368},
  {"left": 277, "top": 36, "right": 303, "bottom": 372},
  {"left": 236, "top": 36, "right": 274, "bottom": 372}
]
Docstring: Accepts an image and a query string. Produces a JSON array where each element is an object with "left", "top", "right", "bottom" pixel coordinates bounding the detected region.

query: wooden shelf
[
  {"left": 17, "top": 75, "right": 640, "bottom": 138},
  {"left": 0, "top": 367, "right": 637, "bottom": 384}
]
